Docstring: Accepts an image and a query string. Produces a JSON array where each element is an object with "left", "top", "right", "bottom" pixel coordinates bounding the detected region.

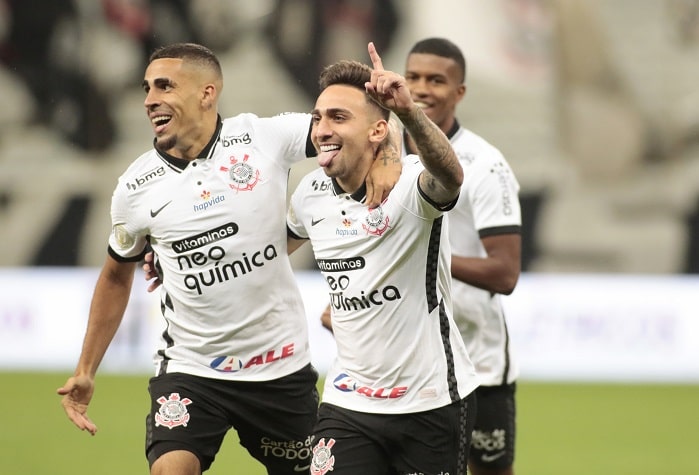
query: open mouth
[
  {"left": 318, "top": 144, "right": 341, "bottom": 167},
  {"left": 151, "top": 115, "right": 172, "bottom": 133}
]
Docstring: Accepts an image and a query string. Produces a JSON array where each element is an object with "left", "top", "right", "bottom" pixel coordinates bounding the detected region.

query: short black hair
[
  {"left": 318, "top": 60, "right": 390, "bottom": 120},
  {"left": 149, "top": 42, "right": 222, "bottom": 78},
  {"left": 408, "top": 37, "right": 466, "bottom": 83}
]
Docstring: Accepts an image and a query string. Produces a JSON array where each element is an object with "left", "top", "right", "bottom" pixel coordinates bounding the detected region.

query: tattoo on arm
[{"left": 396, "top": 107, "right": 461, "bottom": 192}]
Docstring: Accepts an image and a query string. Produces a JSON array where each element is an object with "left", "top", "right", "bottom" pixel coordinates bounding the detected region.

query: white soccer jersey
[
  {"left": 287, "top": 159, "right": 478, "bottom": 414},
  {"left": 404, "top": 122, "right": 522, "bottom": 386},
  {"left": 108, "top": 112, "right": 314, "bottom": 381}
]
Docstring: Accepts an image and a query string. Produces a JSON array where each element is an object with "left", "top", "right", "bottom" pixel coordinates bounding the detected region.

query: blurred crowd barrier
[
  {"left": 1, "top": 268, "right": 697, "bottom": 383},
  {"left": 0, "top": 0, "right": 698, "bottom": 273}
]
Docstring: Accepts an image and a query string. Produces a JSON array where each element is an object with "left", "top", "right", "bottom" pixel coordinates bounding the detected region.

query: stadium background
[{"left": 0, "top": 0, "right": 698, "bottom": 473}]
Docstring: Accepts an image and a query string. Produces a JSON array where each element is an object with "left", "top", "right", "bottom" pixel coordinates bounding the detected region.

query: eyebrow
[
  {"left": 406, "top": 70, "right": 447, "bottom": 79},
  {"left": 142, "top": 77, "right": 174, "bottom": 89},
  {"left": 311, "top": 107, "right": 353, "bottom": 116}
]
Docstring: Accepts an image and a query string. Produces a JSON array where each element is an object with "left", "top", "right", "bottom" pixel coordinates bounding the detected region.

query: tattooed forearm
[{"left": 396, "top": 106, "right": 463, "bottom": 200}]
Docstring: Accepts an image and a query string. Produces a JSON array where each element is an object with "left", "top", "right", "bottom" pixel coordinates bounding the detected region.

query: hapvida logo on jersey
[
  {"left": 332, "top": 373, "right": 408, "bottom": 399},
  {"left": 210, "top": 343, "right": 295, "bottom": 372},
  {"left": 336, "top": 217, "right": 358, "bottom": 236},
  {"left": 193, "top": 189, "right": 226, "bottom": 212},
  {"left": 219, "top": 154, "right": 260, "bottom": 192}
]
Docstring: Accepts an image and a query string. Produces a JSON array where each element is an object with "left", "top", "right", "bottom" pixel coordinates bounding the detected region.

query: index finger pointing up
[{"left": 367, "top": 42, "right": 384, "bottom": 71}]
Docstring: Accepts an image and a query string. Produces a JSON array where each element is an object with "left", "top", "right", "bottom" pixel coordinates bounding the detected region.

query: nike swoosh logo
[
  {"left": 311, "top": 217, "right": 325, "bottom": 226},
  {"left": 481, "top": 451, "right": 506, "bottom": 463},
  {"left": 150, "top": 201, "right": 172, "bottom": 218},
  {"left": 293, "top": 464, "right": 310, "bottom": 472}
]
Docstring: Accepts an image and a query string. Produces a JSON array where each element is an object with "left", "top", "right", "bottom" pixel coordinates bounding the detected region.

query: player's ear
[
  {"left": 456, "top": 83, "right": 466, "bottom": 102},
  {"left": 369, "top": 119, "right": 388, "bottom": 144},
  {"left": 202, "top": 84, "right": 217, "bottom": 110}
]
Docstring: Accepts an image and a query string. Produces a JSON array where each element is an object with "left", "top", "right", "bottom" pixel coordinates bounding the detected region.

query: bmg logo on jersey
[
  {"left": 126, "top": 166, "right": 165, "bottom": 191},
  {"left": 311, "top": 178, "right": 332, "bottom": 192},
  {"left": 332, "top": 373, "right": 408, "bottom": 399},
  {"left": 220, "top": 132, "right": 252, "bottom": 146}
]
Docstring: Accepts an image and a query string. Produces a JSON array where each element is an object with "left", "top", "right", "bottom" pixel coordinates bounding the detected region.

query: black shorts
[
  {"left": 145, "top": 364, "right": 319, "bottom": 473},
  {"left": 311, "top": 391, "right": 476, "bottom": 475},
  {"left": 469, "top": 382, "right": 516, "bottom": 470}
]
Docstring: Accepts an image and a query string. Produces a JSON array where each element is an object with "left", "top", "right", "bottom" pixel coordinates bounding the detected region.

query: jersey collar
[
  {"left": 154, "top": 115, "right": 223, "bottom": 170},
  {"left": 331, "top": 177, "right": 367, "bottom": 203}
]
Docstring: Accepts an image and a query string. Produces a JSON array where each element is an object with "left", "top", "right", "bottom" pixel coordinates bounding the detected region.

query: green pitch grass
[{"left": 2, "top": 372, "right": 697, "bottom": 474}]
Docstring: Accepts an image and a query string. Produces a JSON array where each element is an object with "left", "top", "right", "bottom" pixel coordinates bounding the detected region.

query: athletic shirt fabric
[
  {"left": 108, "top": 112, "right": 313, "bottom": 381},
  {"left": 404, "top": 122, "right": 522, "bottom": 386},
  {"left": 287, "top": 158, "right": 479, "bottom": 414}
]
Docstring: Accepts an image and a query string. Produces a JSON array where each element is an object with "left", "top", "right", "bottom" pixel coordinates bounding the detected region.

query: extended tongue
[{"left": 317, "top": 150, "right": 337, "bottom": 167}]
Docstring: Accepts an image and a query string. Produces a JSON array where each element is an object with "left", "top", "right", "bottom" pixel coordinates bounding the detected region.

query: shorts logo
[
  {"left": 310, "top": 438, "right": 336, "bottom": 475},
  {"left": 219, "top": 154, "right": 260, "bottom": 192},
  {"left": 154, "top": 393, "right": 192, "bottom": 429},
  {"left": 481, "top": 451, "right": 506, "bottom": 463}
]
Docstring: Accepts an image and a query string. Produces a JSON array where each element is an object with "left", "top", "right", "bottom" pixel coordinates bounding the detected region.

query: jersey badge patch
[
  {"left": 362, "top": 206, "right": 390, "bottom": 236},
  {"left": 154, "top": 392, "right": 192, "bottom": 429},
  {"left": 219, "top": 154, "right": 260, "bottom": 192},
  {"left": 310, "top": 438, "right": 336, "bottom": 475}
]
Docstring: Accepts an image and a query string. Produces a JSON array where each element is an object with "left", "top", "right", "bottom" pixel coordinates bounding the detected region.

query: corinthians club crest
[
  {"left": 154, "top": 393, "right": 192, "bottom": 429},
  {"left": 362, "top": 205, "right": 390, "bottom": 236},
  {"left": 219, "top": 154, "right": 260, "bottom": 192},
  {"left": 311, "top": 438, "right": 336, "bottom": 475}
]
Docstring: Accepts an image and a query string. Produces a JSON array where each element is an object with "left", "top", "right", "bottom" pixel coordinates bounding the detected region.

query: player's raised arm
[{"left": 365, "top": 42, "right": 462, "bottom": 205}]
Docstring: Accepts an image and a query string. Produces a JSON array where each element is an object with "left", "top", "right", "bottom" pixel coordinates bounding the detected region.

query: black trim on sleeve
[
  {"left": 287, "top": 226, "right": 306, "bottom": 241},
  {"left": 107, "top": 245, "right": 147, "bottom": 263},
  {"left": 305, "top": 119, "right": 316, "bottom": 157},
  {"left": 478, "top": 225, "right": 521, "bottom": 238},
  {"left": 417, "top": 179, "right": 459, "bottom": 212}
]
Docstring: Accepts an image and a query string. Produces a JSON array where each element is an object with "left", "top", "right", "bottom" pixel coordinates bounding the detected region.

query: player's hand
[
  {"left": 143, "top": 251, "right": 162, "bottom": 292},
  {"left": 364, "top": 42, "right": 413, "bottom": 115},
  {"left": 56, "top": 375, "right": 98, "bottom": 435},
  {"left": 320, "top": 305, "right": 333, "bottom": 333}
]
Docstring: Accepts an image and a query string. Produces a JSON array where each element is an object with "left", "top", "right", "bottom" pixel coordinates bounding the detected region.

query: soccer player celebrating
[
  {"left": 287, "top": 43, "right": 478, "bottom": 474},
  {"left": 57, "top": 42, "right": 398, "bottom": 475}
]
